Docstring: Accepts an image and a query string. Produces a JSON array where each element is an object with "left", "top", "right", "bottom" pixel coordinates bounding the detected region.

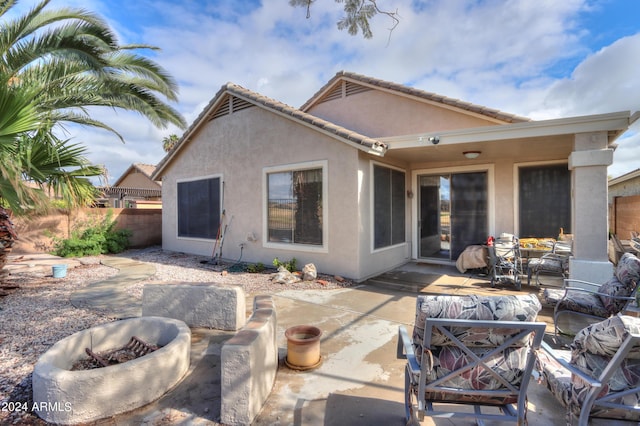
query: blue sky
[{"left": 18, "top": 0, "right": 640, "bottom": 182}]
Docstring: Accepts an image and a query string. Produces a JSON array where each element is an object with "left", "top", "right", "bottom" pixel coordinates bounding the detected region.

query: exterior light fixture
[{"left": 463, "top": 151, "right": 481, "bottom": 159}]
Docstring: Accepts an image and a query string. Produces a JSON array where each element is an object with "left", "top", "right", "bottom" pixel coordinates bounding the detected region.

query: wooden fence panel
[{"left": 613, "top": 195, "right": 640, "bottom": 239}]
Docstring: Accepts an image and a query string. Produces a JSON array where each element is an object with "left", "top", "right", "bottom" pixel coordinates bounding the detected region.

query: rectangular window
[
  {"left": 519, "top": 164, "right": 571, "bottom": 238},
  {"left": 177, "top": 176, "right": 221, "bottom": 239},
  {"left": 374, "top": 164, "right": 405, "bottom": 249},
  {"left": 267, "top": 167, "right": 323, "bottom": 245}
]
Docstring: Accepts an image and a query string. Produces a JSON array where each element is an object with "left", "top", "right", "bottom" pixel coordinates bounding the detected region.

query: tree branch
[{"left": 290, "top": 0, "right": 400, "bottom": 39}]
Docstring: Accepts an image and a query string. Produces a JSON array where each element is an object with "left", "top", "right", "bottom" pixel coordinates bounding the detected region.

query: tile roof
[
  {"left": 113, "top": 163, "right": 161, "bottom": 188},
  {"left": 133, "top": 163, "right": 157, "bottom": 179},
  {"left": 153, "top": 82, "right": 388, "bottom": 178},
  {"left": 300, "top": 71, "right": 530, "bottom": 124},
  {"left": 226, "top": 83, "right": 388, "bottom": 151}
]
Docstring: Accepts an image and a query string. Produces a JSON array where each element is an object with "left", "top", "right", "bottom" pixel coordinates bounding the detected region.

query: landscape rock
[
  {"left": 272, "top": 266, "right": 300, "bottom": 285},
  {"left": 302, "top": 263, "right": 317, "bottom": 281}
]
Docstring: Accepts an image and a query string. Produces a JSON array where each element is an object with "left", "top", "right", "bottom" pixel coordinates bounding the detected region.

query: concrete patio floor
[
  {"left": 250, "top": 264, "right": 548, "bottom": 426},
  {"left": 10, "top": 255, "right": 636, "bottom": 425},
  {"left": 252, "top": 262, "right": 634, "bottom": 426}
]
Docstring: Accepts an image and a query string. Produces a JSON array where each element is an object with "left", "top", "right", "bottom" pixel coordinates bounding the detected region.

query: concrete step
[{"left": 364, "top": 277, "right": 424, "bottom": 293}]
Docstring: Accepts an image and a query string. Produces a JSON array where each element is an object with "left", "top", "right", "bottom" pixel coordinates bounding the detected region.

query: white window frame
[{"left": 263, "top": 160, "right": 328, "bottom": 253}]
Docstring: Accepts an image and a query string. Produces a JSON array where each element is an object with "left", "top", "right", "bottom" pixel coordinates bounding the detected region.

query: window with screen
[
  {"left": 374, "top": 164, "right": 406, "bottom": 249},
  {"left": 177, "top": 177, "right": 221, "bottom": 239},
  {"left": 519, "top": 164, "right": 571, "bottom": 238},
  {"left": 267, "top": 167, "right": 323, "bottom": 246}
]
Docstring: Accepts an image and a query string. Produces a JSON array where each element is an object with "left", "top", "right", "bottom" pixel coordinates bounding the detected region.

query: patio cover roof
[{"left": 379, "top": 110, "right": 637, "bottom": 164}]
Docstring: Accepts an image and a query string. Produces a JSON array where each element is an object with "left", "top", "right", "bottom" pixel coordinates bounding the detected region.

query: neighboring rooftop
[{"left": 609, "top": 167, "right": 640, "bottom": 186}]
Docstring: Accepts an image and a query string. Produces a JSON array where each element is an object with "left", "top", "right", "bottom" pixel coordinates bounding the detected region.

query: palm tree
[
  {"left": 162, "top": 134, "right": 180, "bottom": 152},
  {"left": 0, "top": 0, "right": 187, "bottom": 274}
]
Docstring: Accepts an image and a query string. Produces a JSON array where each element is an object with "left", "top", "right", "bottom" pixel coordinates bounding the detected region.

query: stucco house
[
  {"left": 609, "top": 168, "right": 640, "bottom": 203},
  {"left": 102, "top": 163, "right": 162, "bottom": 208},
  {"left": 152, "top": 71, "right": 637, "bottom": 282}
]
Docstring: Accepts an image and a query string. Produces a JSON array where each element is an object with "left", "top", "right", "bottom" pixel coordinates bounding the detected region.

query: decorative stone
[
  {"left": 272, "top": 266, "right": 300, "bottom": 285},
  {"left": 302, "top": 263, "right": 317, "bottom": 281}
]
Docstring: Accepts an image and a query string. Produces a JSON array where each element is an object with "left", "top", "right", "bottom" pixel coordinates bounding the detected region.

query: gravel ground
[{"left": 0, "top": 247, "right": 353, "bottom": 425}]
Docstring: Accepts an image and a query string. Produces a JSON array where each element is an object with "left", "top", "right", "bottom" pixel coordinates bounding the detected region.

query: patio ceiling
[
  {"left": 383, "top": 134, "right": 574, "bottom": 164},
  {"left": 379, "top": 110, "right": 633, "bottom": 164}
]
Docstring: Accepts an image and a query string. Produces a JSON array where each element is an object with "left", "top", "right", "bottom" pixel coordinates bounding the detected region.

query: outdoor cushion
[
  {"left": 411, "top": 294, "right": 541, "bottom": 406},
  {"left": 598, "top": 253, "right": 640, "bottom": 315},
  {"left": 543, "top": 288, "right": 610, "bottom": 318},
  {"left": 413, "top": 294, "right": 541, "bottom": 355},
  {"left": 528, "top": 256, "right": 566, "bottom": 274},
  {"left": 614, "top": 252, "right": 640, "bottom": 284},
  {"left": 539, "top": 315, "right": 640, "bottom": 421}
]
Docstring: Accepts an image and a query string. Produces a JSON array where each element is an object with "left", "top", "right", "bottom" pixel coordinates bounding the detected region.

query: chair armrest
[
  {"left": 561, "top": 280, "right": 635, "bottom": 302},
  {"left": 540, "top": 341, "right": 602, "bottom": 389},
  {"left": 553, "top": 241, "right": 572, "bottom": 254},
  {"left": 563, "top": 278, "right": 601, "bottom": 290},
  {"left": 398, "top": 326, "right": 420, "bottom": 374},
  {"left": 539, "top": 252, "right": 567, "bottom": 261}
]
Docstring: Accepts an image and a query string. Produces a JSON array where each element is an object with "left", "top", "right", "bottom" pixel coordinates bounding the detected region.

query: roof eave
[
  {"left": 301, "top": 71, "right": 530, "bottom": 125},
  {"left": 380, "top": 111, "right": 633, "bottom": 149},
  {"left": 152, "top": 85, "right": 232, "bottom": 180}
]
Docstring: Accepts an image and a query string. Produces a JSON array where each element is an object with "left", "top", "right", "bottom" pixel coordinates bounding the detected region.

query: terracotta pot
[{"left": 285, "top": 325, "right": 322, "bottom": 370}]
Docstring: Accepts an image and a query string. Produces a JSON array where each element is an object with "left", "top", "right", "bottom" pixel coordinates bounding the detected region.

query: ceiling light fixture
[{"left": 463, "top": 151, "right": 481, "bottom": 159}]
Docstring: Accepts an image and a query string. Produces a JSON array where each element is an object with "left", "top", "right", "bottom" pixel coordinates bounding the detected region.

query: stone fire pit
[{"left": 32, "top": 316, "right": 191, "bottom": 425}]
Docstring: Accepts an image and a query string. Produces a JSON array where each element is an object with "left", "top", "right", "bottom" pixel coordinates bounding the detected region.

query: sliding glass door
[{"left": 418, "top": 171, "right": 487, "bottom": 260}]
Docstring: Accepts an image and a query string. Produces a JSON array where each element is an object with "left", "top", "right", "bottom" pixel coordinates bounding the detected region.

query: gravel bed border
[{"left": 0, "top": 247, "right": 353, "bottom": 424}]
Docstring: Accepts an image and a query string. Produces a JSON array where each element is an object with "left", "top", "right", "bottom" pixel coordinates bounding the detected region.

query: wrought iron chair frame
[
  {"left": 540, "top": 328, "right": 640, "bottom": 426},
  {"left": 552, "top": 278, "right": 639, "bottom": 335},
  {"left": 398, "top": 318, "right": 545, "bottom": 425},
  {"left": 527, "top": 240, "right": 572, "bottom": 287}
]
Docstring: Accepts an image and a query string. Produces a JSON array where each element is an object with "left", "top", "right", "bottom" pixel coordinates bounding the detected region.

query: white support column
[{"left": 568, "top": 131, "right": 614, "bottom": 284}]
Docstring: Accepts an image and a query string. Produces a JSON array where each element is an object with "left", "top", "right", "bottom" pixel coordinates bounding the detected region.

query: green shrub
[
  {"left": 52, "top": 211, "right": 132, "bottom": 257},
  {"left": 272, "top": 257, "right": 297, "bottom": 272},
  {"left": 246, "top": 262, "right": 265, "bottom": 273}
]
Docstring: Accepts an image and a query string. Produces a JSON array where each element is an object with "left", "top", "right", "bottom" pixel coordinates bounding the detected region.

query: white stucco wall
[
  {"left": 355, "top": 154, "right": 413, "bottom": 280},
  {"left": 308, "top": 89, "right": 498, "bottom": 138},
  {"left": 160, "top": 105, "right": 381, "bottom": 280},
  {"left": 158, "top": 82, "right": 618, "bottom": 281}
]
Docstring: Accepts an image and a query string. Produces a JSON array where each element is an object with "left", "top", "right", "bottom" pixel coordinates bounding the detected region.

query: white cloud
[
  {"left": 533, "top": 34, "right": 640, "bottom": 118},
  {"left": 13, "top": 0, "right": 640, "bottom": 181}
]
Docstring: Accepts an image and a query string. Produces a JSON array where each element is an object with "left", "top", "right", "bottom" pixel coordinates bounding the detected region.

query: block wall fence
[{"left": 11, "top": 208, "right": 162, "bottom": 253}]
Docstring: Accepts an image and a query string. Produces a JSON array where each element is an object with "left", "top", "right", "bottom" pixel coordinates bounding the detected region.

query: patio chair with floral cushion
[
  {"left": 543, "top": 252, "right": 640, "bottom": 335},
  {"left": 537, "top": 314, "right": 640, "bottom": 426},
  {"left": 397, "top": 294, "right": 545, "bottom": 425},
  {"left": 526, "top": 240, "right": 572, "bottom": 287}
]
